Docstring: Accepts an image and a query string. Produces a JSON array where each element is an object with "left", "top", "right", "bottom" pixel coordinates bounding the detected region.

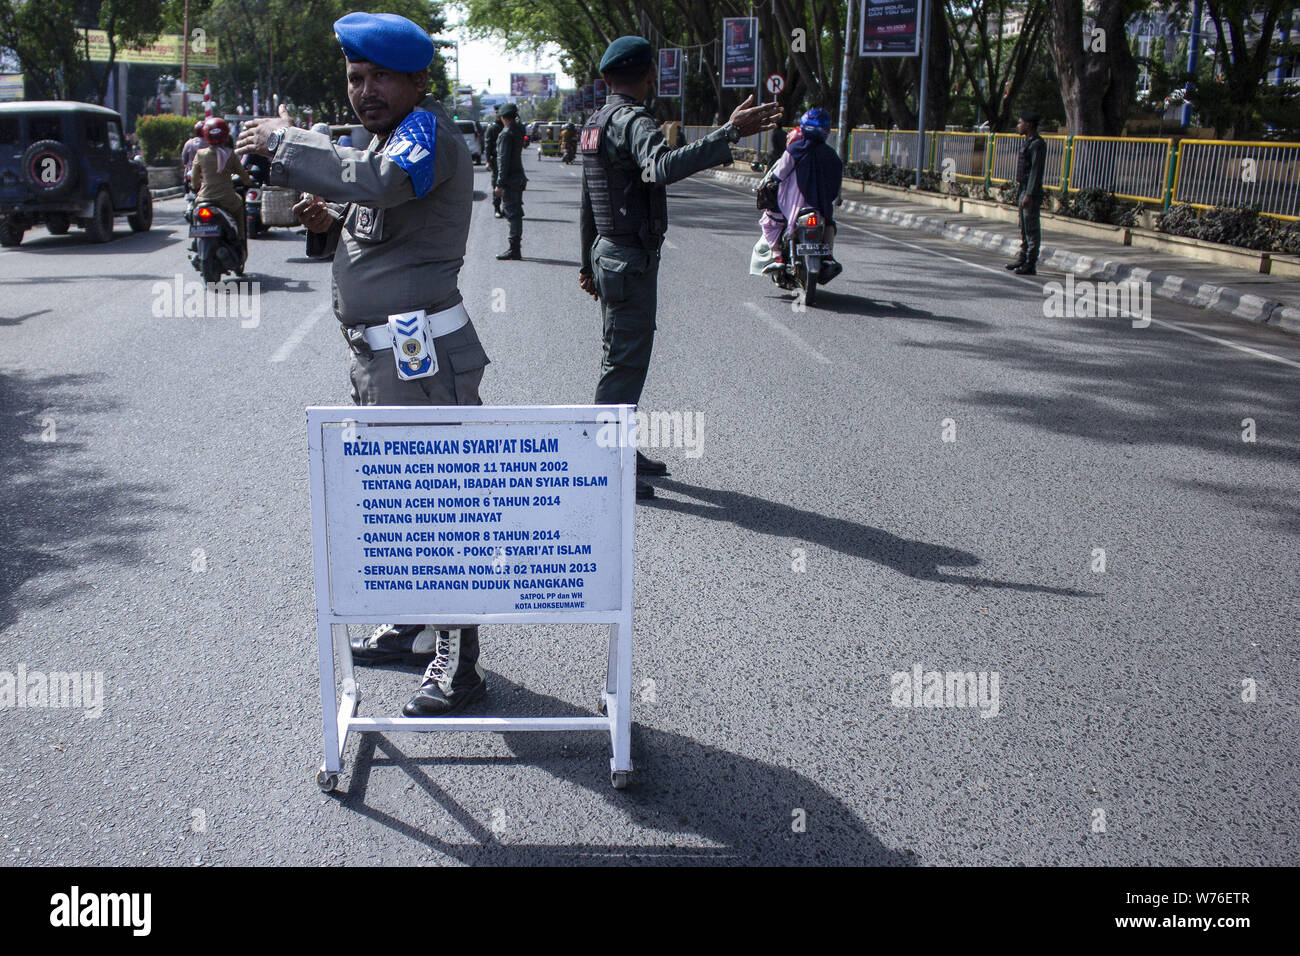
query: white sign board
[
  {"left": 307, "top": 405, "right": 638, "bottom": 792},
  {"left": 321, "top": 420, "right": 622, "bottom": 617}
]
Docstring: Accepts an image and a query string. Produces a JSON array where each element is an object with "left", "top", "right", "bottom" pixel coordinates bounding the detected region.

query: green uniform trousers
[
  {"left": 1018, "top": 189, "right": 1042, "bottom": 265},
  {"left": 590, "top": 236, "right": 660, "bottom": 407}
]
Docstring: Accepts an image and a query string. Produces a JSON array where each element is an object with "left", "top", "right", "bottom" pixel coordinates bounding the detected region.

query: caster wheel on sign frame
[
  {"left": 316, "top": 769, "right": 340, "bottom": 793},
  {"left": 610, "top": 771, "right": 631, "bottom": 790},
  {"left": 597, "top": 697, "right": 608, "bottom": 716}
]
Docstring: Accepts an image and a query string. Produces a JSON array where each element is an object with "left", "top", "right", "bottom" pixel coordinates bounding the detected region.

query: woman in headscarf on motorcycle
[
  {"left": 756, "top": 108, "right": 843, "bottom": 280},
  {"left": 190, "top": 116, "right": 254, "bottom": 240}
]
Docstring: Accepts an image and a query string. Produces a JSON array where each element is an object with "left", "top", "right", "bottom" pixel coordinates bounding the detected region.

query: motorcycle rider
[
  {"left": 758, "top": 108, "right": 843, "bottom": 283},
  {"left": 191, "top": 116, "right": 255, "bottom": 246}
]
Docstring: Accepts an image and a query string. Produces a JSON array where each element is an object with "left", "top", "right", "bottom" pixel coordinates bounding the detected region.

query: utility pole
[
  {"left": 836, "top": 0, "right": 854, "bottom": 164},
  {"left": 181, "top": 0, "right": 190, "bottom": 115},
  {"left": 1183, "top": 0, "right": 1202, "bottom": 127},
  {"left": 914, "top": 0, "right": 932, "bottom": 188}
]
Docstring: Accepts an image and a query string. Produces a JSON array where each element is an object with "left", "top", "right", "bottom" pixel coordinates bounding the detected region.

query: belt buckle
[{"left": 342, "top": 324, "right": 373, "bottom": 359}]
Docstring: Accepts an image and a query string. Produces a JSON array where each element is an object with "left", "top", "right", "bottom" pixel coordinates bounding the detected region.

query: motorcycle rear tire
[{"left": 800, "top": 262, "right": 819, "bottom": 308}]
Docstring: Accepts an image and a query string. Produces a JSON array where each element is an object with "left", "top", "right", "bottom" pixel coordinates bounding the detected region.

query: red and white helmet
[{"left": 202, "top": 117, "right": 230, "bottom": 145}]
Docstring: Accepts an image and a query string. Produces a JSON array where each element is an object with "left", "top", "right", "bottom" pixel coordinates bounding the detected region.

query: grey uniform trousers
[
  {"left": 347, "top": 317, "right": 489, "bottom": 407},
  {"left": 591, "top": 236, "right": 660, "bottom": 407}
]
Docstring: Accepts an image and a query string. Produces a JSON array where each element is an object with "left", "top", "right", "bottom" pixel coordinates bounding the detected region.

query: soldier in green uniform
[
  {"left": 485, "top": 108, "right": 503, "bottom": 217},
  {"left": 494, "top": 102, "right": 526, "bottom": 259},
  {"left": 578, "top": 36, "right": 780, "bottom": 499},
  {"left": 1007, "top": 110, "right": 1046, "bottom": 275}
]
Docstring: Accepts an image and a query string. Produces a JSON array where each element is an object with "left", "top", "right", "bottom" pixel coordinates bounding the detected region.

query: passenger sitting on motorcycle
[
  {"left": 181, "top": 121, "right": 205, "bottom": 191},
  {"left": 758, "top": 107, "right": 843, "bottom": 281},
  {"left": 190, "top": 117, "right": 254, "bottom": 240}
]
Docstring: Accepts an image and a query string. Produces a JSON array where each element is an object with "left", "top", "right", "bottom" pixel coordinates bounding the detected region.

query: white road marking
[
  {"left": 662, "top": 238, "right": 678, "bottom": 250},
  {"left": 841, "top": 221, "right": 1300, "bottom": 373},
  {"left": 744, "top": 301, "right": 832, "bottom": 365},
  {"left": 698, "top": 176, "right": 1300, "bottom": 372},
  {"left": 271, "top": 301, "right": 332, "bottom": 363}
]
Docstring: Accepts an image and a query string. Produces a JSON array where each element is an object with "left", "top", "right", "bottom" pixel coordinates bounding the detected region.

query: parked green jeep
[{"left": 0, "top": 101, "right": 153, "bottom": 246}]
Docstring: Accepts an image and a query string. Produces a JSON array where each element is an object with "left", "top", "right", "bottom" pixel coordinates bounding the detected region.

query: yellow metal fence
[{"left": 682, "top": 125, "right": 1299, "bottom": 219}]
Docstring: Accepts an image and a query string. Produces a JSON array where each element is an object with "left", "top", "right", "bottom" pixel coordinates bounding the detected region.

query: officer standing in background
[
  {"left": 236, "top": 11, "right": 491, "bottom": 718},
  {"left": 494, "top": 102, "right": 526, "bottom": 260},
  {"left": 1008, "top": 110, "right": 1046, "bottom": 275},
  {"left": 485, "top": 108, "right": 503, "bottom": 217},
  {"left": 578, "top": 36, "right": 780, "bottom": 499}
]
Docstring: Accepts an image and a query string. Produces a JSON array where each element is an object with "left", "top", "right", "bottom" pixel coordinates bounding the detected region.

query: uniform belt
[{"left": 359, "top": 302, "right": 469, "bottom": 351}]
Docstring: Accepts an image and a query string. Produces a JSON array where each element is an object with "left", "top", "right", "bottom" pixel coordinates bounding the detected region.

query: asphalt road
[{"left": 1, "top": 150, "right": 1297, "bottom": 866}]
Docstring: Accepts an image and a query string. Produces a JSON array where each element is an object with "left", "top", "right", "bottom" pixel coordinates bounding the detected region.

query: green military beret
[
  {"left": 599, "top": 36, "right": 653, "bottom": 73},
  {"left": 500, "top": 102, "right": 519, "bottom": 117}
]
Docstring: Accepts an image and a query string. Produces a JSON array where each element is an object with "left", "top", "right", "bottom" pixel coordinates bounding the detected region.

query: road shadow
[
  {"left": 904, "top": 322, "right": 1300, "bottom": 467},
  {"left": 520, "top": 256, "right": 582, "bottom": 268},
  {"left": 8, "top": 229, "right": 178, "bottom": 255},
  {"left": 643, "top": 478, "right": 1094, "bottom": 596},
  {"left": 0, "top": 309, "right": 52, "bottom": 328},
  {"left": 332, "top": 677, "right": 915, "bottom": 865},
  {"left": 757, "top": 287, "right": 991, "bottom": 327},
  {"left": 522, "top": 217, "right": 572, "bottom": 224},
  {"left": 0, "top": 370, "right": 174, "bottom": 630}
]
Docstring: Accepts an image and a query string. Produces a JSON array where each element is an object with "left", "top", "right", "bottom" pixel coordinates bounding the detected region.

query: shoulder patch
[{"left": 384, "top": 109, "right": 437, "bottom": 198}]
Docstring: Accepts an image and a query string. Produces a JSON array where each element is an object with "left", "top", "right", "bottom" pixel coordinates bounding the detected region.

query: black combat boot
[
  {"left": 402, "top": 627, "right": 487, "bottom": 716},
  {"left": 350, "top": 623, "right": 438, "bottom": 665},
  {"left": 636, "top": 451, "right": 668, "bottom": 476},
  {"left": 1013, "top": 261, "right": 1037, "bottom": 275},
  {"left": 496, "top": 238, "right": 521, "bottom": 260},
  {"left": 1004, "top": 257, "right": 1025, "bottom": 271}
]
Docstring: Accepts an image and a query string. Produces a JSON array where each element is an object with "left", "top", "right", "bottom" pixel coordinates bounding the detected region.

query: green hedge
[
  {"left": 135, "top": 114, "right": 197, "bottom": 165},
  {"left": 1157, "top": 204, "right": 1300, "bottom": 255}
]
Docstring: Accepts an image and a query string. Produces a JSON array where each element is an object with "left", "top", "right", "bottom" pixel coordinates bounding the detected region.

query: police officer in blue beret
[
  {"left": 579, "top": 36, "right": 780, "bottom": 498},
  {"left": 236, "top": 12, "right": 491, "bottom": 718}
]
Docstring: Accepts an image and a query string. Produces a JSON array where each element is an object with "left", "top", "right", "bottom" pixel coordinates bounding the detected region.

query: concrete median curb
[
  {"left": 706, "top": 169, "right": 1298, "bottom": 337},
  {"left": 150, "top": 186, "right": 186, "bottom": 201}
]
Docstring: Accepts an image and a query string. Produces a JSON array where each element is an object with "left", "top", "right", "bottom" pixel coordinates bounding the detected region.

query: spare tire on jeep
[{"left": 21, "top": 140, "right": 78, "bottom": 198}]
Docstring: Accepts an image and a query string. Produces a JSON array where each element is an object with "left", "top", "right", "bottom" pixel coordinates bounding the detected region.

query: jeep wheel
[
  {"left": 0, "top": 222, "right": 24, "bottom": 247},
  {"left": 84, "top": 192, "right": 114, "bottom": 243},
  {"left": 46, "top": 214, "right": 70, "bottom": 235},
  {"left": 128, "top": 188, "right": 153, "bottom": 232}
]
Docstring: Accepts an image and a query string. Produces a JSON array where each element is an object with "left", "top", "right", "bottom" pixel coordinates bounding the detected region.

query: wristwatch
[
  {"left": 266, "top": 127, "right": 285, "bottom": 156},
  {"left": 722, "top": 122, "right": 742, "bottom": 144}
]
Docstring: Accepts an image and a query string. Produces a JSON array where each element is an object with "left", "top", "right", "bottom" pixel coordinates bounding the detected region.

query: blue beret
[
  {"left": 334, "top": 12, "right": 434, "bottom": 72},
  {"left": 599, "top": 36, "right": 653, "bottom": 73}
]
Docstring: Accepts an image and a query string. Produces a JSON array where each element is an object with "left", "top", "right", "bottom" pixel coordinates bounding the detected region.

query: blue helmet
[{"left": 799, "top": 108, "right": 831, "bottom": 141}]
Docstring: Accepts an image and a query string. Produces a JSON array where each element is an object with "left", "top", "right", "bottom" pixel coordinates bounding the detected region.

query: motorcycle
[
  {"left": 242, "top": 155, "right": 270, "bottom": 239},
  {"left": 561, "top": 144, "right": 576, "bottom": 164},
  {"left": 769, "top": 206, "right": 838, "bottom": 307},
  {"left": 244, "top": 184, "right": 264, "bottom": 239},
  {"left": 188, "top": 185, "right": 248, "bottom": 284}
]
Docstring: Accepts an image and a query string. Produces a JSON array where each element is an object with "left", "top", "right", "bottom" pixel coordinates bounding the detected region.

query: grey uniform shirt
[
  {"left": 579, "top": 96, "right": 734, "bottom": 273},
  {"left": 269, "top": 95, "right": 472, "bottom": 327}
]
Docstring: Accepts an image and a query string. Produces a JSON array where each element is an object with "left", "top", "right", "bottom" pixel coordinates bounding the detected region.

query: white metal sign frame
[{"left": 306, "top": 404, "right": 637, "bottom": 791}]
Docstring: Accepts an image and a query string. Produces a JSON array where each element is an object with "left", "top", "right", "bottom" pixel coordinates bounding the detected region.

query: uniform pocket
[{"left": 595, "top": 251, "right": 648, "bottom": 303}]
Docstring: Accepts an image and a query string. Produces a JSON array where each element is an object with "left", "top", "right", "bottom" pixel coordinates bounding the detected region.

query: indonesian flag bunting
[{"left": 204, "top": 77, "right": 212, "bottom": 117}]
